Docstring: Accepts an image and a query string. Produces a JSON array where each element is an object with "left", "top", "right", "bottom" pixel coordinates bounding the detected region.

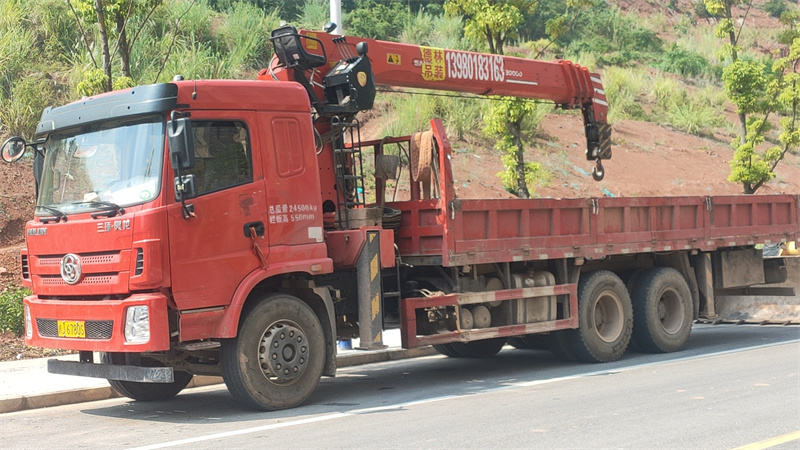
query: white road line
[{"left": 129, "top": 339, "right": 800, "bottom": 450}]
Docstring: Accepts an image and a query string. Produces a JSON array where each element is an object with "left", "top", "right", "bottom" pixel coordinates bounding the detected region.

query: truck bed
[
  {"left": 392, "top": 194, "right": 800, "bottom": 266},
  {"left": 368, "top": 120, "right": 799, "bottom": 267}
]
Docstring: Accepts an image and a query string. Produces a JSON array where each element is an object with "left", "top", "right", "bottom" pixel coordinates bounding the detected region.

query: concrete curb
[{"left": 0, "top": 346, "right": 438, "bottom": 414}]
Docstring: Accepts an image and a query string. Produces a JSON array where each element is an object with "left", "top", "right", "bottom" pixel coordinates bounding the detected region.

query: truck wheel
[
  {"left": 509, "top": 334, "right": 548, "bottom": 350},
  {"left": 508, "top": 337, "right": 530, "bottom": 349},
  {"left": 449, "top": 338, "right": 506, "bottom": 358},
  {"left": 522, "top": 334, "right": 549, "bottom": 350},
  {"left": 547, "top": 330, "right": 578, "bottom": 362},
  {"left": 433, "top": 344, "right": 462, "bottom": 357},
  {"left": 101, "top": 353, "right": 193, "bottom": 401},
  {"left": 221, "top": 294, "right": 325, "bottom": 411},
  {"left": 566, "top": 270, "right": 633, "bottom": 363},
  {"left": 631, "top": 267, "right": 693, "bottom": 353}
]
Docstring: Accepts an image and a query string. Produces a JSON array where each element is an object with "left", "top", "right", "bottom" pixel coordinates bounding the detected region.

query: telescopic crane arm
[{"left": 266, "top": 25, "right": 612, "bottom": 180}]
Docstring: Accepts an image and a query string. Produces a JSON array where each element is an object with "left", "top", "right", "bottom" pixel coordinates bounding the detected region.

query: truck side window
[{"left": 185, "top": 120, "right": 252, "bottom": 195}]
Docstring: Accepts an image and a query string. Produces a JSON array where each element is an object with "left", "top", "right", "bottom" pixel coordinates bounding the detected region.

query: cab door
[{"left": 166, "top": 111, "right": 268, "bottom": 310}]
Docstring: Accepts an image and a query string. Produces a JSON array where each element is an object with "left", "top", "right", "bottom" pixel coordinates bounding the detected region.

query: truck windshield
[{"left": 36, "top": 115, "right": 164, "bottom": 215}]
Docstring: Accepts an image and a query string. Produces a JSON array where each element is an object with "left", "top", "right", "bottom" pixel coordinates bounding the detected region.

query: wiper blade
[
  {"left": 72, "top": 200, "right": 126, "bottom": 218},
  {"left": 35, "top": 205, "right": 67, "bottom": 223}
]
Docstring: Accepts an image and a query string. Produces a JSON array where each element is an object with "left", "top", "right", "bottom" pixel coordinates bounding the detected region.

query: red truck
[{"left": 2, "top": 25, "right": 798, "bottom": 411}]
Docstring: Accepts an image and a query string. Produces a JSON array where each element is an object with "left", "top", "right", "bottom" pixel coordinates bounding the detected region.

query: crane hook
[{"left": 592, "top": 158, "right": 605, "bottom": 182}]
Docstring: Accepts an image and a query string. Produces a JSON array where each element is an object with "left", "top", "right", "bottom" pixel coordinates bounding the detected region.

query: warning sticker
[
  {"left": 420, "top": 46, "right": 445, "bottom": 81},
  {"left": 386, "top": 53, "right": 401, "bottom": 65},
  {"left": 305, "top": 32, "right": 318, "bottom": 50}
]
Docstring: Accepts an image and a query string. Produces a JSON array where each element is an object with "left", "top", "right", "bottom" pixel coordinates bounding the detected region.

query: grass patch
[{"left": 0, "top": 285, "right": 29, "bottom": 336}]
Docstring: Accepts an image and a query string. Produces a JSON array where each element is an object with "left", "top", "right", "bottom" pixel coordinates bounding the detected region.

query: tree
[
  {"left": 69, "top": 0, "right": 162, "bottom": 94},
  {"left": 706, "top": 0, "right": 800, "bottom": 193},
  {"left": 444, "top": 0, "right": 535, "bottom": 54},
  {"left": 484, "top": 97, "right": 548, "bottom": 197},
  {"left": 447, "top": 0, "right": 591, "bottom": 197}
]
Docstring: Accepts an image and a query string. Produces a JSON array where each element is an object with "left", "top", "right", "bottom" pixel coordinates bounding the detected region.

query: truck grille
[
  {"left": 21, "top": 254, "right": 30, "bottom": 280},
  {"left": 36, "top": 319, "right": 114, "bottom": 339},
  {"left": 135, "top": 248, "right": 144, "bottom": 276},
  {"left": 38, "top": 252, "right": 118, "bottom": 266},
  {"left": 40, "top": 274, "right": 117, "bottom": 286}
]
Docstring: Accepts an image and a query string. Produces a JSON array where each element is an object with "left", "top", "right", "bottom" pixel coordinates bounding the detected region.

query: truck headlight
[
  {"left": 24, "top": 305, "right": 32, "bottom": 339},
  {"left": 124, "top": 305, "right": 150, "bottom": 343}
]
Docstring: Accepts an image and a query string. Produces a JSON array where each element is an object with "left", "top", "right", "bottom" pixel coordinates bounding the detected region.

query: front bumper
[
  {"left": 48, "top": 359, "right": 175, "bottom": 382},
  {"left": 24, "top": 293, "right": 171, "bottom": 352}
]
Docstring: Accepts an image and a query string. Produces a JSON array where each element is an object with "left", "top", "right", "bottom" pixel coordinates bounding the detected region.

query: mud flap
[{"left": 709, "top": 257, "right": 800, "bottom": 325}]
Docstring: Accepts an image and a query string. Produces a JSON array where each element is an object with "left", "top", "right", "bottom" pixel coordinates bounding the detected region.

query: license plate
[{"left": 57, "top": 320, "right": 86, "bottom": 338}]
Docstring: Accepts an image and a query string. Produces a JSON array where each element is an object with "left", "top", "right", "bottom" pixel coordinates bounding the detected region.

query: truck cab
[{"left": 16, "top": 79, "right": 336, "bottom": 399}]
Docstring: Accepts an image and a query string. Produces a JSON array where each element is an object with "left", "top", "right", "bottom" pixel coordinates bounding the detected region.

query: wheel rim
[
  {"left": 592, "top": 290, "right": 624, "bottom": 343},
  {"left": 258, "top": 320, "right": 309, "bottom": 385},
  {"left": 657, "top": 288, "right": 684, "bottom": 335}
]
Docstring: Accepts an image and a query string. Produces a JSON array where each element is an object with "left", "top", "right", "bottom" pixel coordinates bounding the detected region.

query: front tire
[
  {"left": 433, "top": 343, "right": 462, "bottom": 357},
  {"left": 102, "top": 353, "right": 193, "bottom": 402},
  {"left": 449, "top": 338, "right": 506, "bottom": 358},
  {"left": 566, "top": 270, "right": 633, "bottom": 363},
  {"left": 631, "top": 267, "right": 693, "bottom": 353},
  {"left": 221, "top": 294, "right": 325, "bottom": 411}
]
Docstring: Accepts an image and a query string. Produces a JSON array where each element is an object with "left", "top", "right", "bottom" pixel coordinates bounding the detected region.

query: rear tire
[
  {"left": 547, "top": 330, "right": 578, "bottom": 362},
  {"left": 221, "top": 294, "right": 325, "bottom": 411},
  {"left": 631, "top": 267, "right": 693, "bottom": 353},
  {"left": 508, "top": 337, "right": 530, "bottom": 349},
  {"left": 449, "top": 338, "right": 506, "bottom": 358},
  {"left": 102, "top": 353, "right": 193, "bottom": 402},
  {"left": 566, "top": 270, "right": 633, "bottom": 363},
  {"left": 433, "top": 343, "right": 462, "bottom": 357},
  {"left": 509, "top": 334, "right": 548, "bottom": 350}
]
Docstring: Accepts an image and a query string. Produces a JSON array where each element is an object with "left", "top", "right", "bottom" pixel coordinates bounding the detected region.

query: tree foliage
[
  {"left": 448, "top": 0, "right": 591, "bottom": 197},
  {"left": 484, "top": 97, "right": 549, "bottom": 197},
  {"left": 70, "top": 0, "right": 164, "bottom": 92},
  {"left": 706, "top": 0, "right": 800, "bottom": 193},
  {"left": 444, "top": 0, "right": 536, "bottom": 54}
]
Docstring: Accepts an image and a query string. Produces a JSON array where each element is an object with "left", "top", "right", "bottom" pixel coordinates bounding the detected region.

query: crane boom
[{"left": 265, "top": 26, "right": 611, "bottom": 179}]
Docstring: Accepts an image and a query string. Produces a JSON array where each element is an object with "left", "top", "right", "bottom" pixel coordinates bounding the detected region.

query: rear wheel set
[
  {"left": 563, "top": 270, "right": 633, "bottom": 363},
  {"left": 630, "top": 267, "right": 693, "bottom": 353}
]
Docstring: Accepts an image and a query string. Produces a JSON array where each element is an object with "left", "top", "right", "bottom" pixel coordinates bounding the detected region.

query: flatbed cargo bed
[
  {"left": 393, "top": 194, "right": 800, "bottom": 266},
  {"left": 377, "top": 120, "right": 800, "bottom": 266}
]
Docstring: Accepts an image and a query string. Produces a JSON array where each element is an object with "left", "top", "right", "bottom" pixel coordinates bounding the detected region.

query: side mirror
[
  {"left": 167, "top": 117, "right": 195, "bottom": 170},
  {"left": 1, "top": 137, "right": 27, "bottom": 163},
  {"left": 174, "top": 174, "right": 197, "bottom": 201}
]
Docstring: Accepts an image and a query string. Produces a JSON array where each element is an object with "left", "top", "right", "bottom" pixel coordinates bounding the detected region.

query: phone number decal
[{"left": 446, "top": 51, "right": 505, "bottom": 82}]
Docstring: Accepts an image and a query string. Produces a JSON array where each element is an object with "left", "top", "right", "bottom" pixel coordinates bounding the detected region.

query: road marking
[
  {"left": 129, "top": 413, "right": 349, "bottom": 450},
  {"left": 128, "top": 395, "right": 458, "bottom": 450},
  {"left": 130, "top": 339, "right": 800, "bottom": 449},
  {"left": 733, "top": 430, "right": 800, "bottom": 450}
]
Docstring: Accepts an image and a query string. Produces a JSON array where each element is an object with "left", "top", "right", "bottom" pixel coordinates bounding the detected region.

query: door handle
[{"left": 244, "top": 221, "right": 265, "bottom": 238}]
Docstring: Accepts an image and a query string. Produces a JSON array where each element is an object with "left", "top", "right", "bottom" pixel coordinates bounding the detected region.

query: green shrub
[
  {"left": 666, "top": 95, "right": 725, "bottom": 136},
  {"left": 0, "top": 285, "right": 29, "bottom": 336},
  {"left": 440, "top": 97, "right": 486, "bottom": 141},
  {"left": 427, "top": 14, "right": 466, "bottom": 50},
  {"left": 400, "top": 9, "right": 434, "bottom": 46},
  {"left": 562, "top": 5, "right": 663, "bottom": 67},
  {"left": 345, "top": 0, "right": 410, "bottom": 41},
  {"left": 765, "top": 0, "right": 790, "bottom": 19},
  {"left": 0, "top": 75, "right": 56, "bottom": 139},
  {"left": 602, "top": 66, "right": 650, "bottom": 123},
  {"left": 217, "top": 2, "right": 280, "bottom": 76},
  {"left": 0, "top": 1, "right": 36, "bottom": 99},
  {"left": 380, "top": 93, "right": 439, "bottom": 137},
  {"left": 297, "top": 0, "right": 328, "bottom": 30},
  {"left": 658, "top": 44, "right": 718, "bottom": 79},
  {"left": 648, "top": 75, "right": 682, "bottom": 108}
]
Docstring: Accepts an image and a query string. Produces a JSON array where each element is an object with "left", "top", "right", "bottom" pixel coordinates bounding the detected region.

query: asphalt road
[{"left": 2, "top": 324, "right": 799, "bottom": 449}]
